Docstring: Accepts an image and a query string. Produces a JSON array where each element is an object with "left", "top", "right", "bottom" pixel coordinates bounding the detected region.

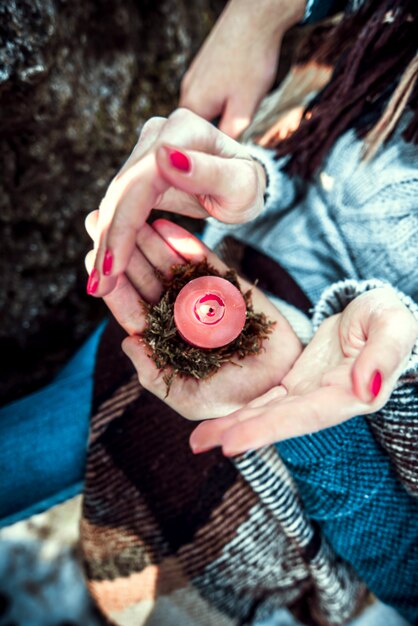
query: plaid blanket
[{"left": 80, "top": 241, "right": 370, "bottom": 626}]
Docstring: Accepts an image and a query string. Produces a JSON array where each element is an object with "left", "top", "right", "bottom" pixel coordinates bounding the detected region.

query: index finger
[
  {"left": 90, "top": 116, "right": 167, "bottom": 296},
  {"left": 93, "top": 152, "right": 168, "bottom": 296}
]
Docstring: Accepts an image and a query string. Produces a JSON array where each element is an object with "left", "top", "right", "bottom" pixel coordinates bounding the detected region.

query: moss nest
[{"left": 142, "top": 260, "right": 275, "bottom": 392}]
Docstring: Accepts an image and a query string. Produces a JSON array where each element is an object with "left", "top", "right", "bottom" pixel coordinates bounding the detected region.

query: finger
[
  {"left": 179, "top": 89, "right": 225, "bottom": 123},
  {"left": 156, "top": 186, "right": 208, "bottom": 218},
  {"left": 214, "top": 386, "right": 366, "bottom": 456},
  {"left": 85, "top": 249, "right": 96, "bottom": 274},
  {"left": 85, "top": 248, "right": 118, "bottom": 295},
  {"left": 156, "top": 144, "right": 262, "bottom": 223},
  {"left": 118, "top": 116, "right": 166, "bottom": 177},
  {"left": 351, "top": 309, "right": 418, "bottom": 403},
  {"left": 125, "top": 246, "right": 163, "bottom": 304},
  {"left": 189, "top": 386, "right": 288, "bottom": 453},
  {"left": 151, "top": 218, "right": 251, "bottom": 287},
  {"left": 90, "top": 118, "right": 167, "bottom": 295},
  {"left": 122, "top": 335, "right": 167, "bottom": 398},
  {"left": 94, "top": 151, "right": 168, "bottom": 295},
  {"left": 136, "top": 222, "right": 185, "bottom": 277},
  {"left": 103, "top": 274, "right": 149, "bottom": 336},
  {"left": 218, "top": 95, "right": 258, "bottom": 138},
  {"left": 85, "top": 210, "right": 99, "bottom": 241},
  {"left": 152, "top": 219, "right": 256, "bottom": 299},
  {"left": 157, "top": 108, "right": 247, "bottom": 156}
]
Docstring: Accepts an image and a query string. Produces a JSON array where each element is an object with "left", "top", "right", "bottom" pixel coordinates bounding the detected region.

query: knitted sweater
[{"left": 201, "top": 115, "right": 418, "bottom": 622}]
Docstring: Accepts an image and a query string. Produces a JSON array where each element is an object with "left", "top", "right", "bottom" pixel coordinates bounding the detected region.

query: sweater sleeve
[
  {"left": 202, "top": 144, "right": 298, "bottom": 250},
  {"left": 275, "top": 279, "right": 418, "bottom": 622},
  {"left": 244, "top": 143, "right": 298, "bottom": 216}
]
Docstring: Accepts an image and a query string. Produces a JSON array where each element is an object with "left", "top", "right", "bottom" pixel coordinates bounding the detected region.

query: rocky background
[{"left": 0, "top": 0, "right": 225, "bottom": 405}]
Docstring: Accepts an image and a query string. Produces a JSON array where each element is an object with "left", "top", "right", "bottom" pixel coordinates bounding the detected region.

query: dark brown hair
[{"left": 274, "top": 0, "right": 418, "bottom": 179}]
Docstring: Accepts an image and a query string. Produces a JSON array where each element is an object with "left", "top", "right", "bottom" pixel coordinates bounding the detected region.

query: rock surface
[{"left": 0, "top": 0, "right": 223, "bottom": 403}]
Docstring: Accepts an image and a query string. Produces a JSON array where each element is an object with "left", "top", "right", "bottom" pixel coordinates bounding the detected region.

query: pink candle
[{"left": 174, "top": 276, "right": 247, "bottom": 349}]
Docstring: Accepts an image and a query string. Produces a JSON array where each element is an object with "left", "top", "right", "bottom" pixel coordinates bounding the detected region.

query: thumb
[
  {"left": 122, "top": 336, "right": 167, "bottom": 399},
  {"left": 156, "top": 144, "right": 264, "bottom": 223},
  {"left": 351, "top": 311, "right": 415, "bottom": 404}
]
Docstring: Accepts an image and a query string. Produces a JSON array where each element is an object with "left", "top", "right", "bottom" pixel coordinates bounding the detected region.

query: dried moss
[{"left": 142, "top": 260, "right": 275, "bottom": 393}]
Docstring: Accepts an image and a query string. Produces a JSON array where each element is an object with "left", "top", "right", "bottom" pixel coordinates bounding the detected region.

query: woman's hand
[
  {"left": 190, "top": 288, "right": 418, "bottom": 455},
  {"left": 180, "top": 0, "right": 306, "bottom": 137},
  {"left": 88, "top": 109, "right": 266, "bottom": 298},
  {"left": 85, "top": 218, "right": 302, "bottom": 419}
]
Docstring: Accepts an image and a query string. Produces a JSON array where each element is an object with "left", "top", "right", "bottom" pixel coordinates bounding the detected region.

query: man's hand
[
  {"left": 85, "top": 218, "right": 302, "bottom": 419},
  {"left": 180, "top": 0, "right": 306, "bottom": 137},
  {"left": 190, "top": 288, "right": 418, "bottom": 455}
]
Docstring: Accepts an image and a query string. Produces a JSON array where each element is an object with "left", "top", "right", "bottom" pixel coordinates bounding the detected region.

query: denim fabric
[{"left": 0, "top": 321, "right": 106, "bottom": 528}]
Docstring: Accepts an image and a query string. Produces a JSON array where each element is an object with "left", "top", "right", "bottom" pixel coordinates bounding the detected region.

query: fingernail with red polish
[
  {"left": 87, "top": 269, "right": 99, "bottom": 295},
  {"left": 103, "top": 249, "right": 113, "bottom": 275},
  {"left": 165, "top": 147, "right": 191, "bottom": 172},
  {"left": 370, "top": 370, "right": 382, "bottom": 399}
]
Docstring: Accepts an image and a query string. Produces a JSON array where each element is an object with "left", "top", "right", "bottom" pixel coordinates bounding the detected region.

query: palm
[
  {"left": 91, "top": 218, "right": 302, "bottom": 420},
  {"left": 190, "top": 288, "right": 417, "bottom": 455},
  {"left": 145, "top": 287, "right": 301, "bottom": 420}
]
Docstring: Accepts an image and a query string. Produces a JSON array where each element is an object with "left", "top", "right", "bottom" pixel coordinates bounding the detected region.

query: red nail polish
[
  {"left": 166, "top": 148, "right": 191, "bottom": 172},
  {"left": 370, "top": 370, "right": 382, "bottom": 399},
  {"left": 103, "top": 249, "right": 113, "bottom": 275},
  {"left": 87, "top": 269, "right": 99, "bottom": 295}
]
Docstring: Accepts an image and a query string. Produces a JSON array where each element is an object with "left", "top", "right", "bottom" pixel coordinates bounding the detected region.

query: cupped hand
[
  {"left": 85, "top": 217, "right": 302, "bottom": 419},
  {"left": 190, "top": 287, "right": 418, "bottom": 455},
  {"left": 88, "top": 108, "right": 266, "bottom": 298},
  {"left": 180, "top": 0, "right": 305, "bottom": 137}
]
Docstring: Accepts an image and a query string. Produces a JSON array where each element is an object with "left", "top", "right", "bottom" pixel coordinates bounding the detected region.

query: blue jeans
[{"left": 0, "top": 321, "right": 106, "bottom": 528}]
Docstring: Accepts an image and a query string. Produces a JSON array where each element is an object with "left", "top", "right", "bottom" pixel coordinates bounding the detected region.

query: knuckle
[
  {"left": 138, "top": 362, "right": 162, "bottom": 391},
  {"left": 107, "top": 218, "right": 135, "bottom": 250},
  {"left": 169, "top": 107, "right": 194, "bottom": 124},
  {"left": 140, "top": 116, "right": 166, "bottom": 137}
]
